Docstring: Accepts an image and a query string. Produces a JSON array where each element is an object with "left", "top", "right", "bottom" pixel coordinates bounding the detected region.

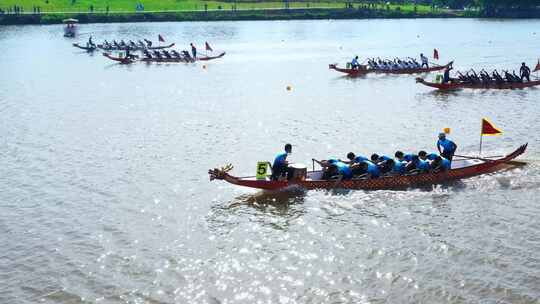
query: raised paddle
[{"left": 453, "top": 154, "right": 527, "bottom": 166}]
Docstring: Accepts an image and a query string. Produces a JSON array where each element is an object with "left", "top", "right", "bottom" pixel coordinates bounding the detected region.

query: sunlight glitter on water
[{"left": 1, "top": 19, "right": 540, "bottom": 304}]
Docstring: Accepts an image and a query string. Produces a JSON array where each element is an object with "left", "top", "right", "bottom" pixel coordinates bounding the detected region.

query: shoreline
[
  {"left": 0, "top": 7, "right": 538, "bottom": 25},
  {"left": 0, "top": 8, "right": 467, "bottom": 25}
]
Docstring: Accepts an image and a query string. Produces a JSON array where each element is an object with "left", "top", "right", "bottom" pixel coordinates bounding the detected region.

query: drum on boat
[{"left": 288, "top": 163, "right": 307, "bottom": 181}]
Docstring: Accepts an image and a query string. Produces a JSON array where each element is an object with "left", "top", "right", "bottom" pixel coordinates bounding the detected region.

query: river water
[{"left": 1, "top": 19, "right": 539, "bottom": 303}]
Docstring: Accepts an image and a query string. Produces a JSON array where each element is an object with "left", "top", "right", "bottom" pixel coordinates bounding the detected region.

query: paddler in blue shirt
[
  {"left": 334, "top": 161, "right": 353, "bottom": 180},
  {"left": 343, "top": 153, "right": 369, "bottom": 176},
  {"left": 431, "top": 156, "right": 451, "bottom": 173},
  {"left": 414, "top": 155, "right": 431, "bottom": 173},
  {"left": 271, "top": 143, "right": 292, "bottom": 181},
  {"left": 437, "top": 133, "right": 457, "bottom": 161},
  {"left": 379, "top": 158, "right": 395, "bottom": 175},
  {"left": 314, "top": 158, "right": 352, "bottom": 180},
  {"left": 370, "top": 153, "right": 391, "bottom": 164},
  {"left": 395, "top": 151, "right": 415, "bottom": 163},
  {"left": 418, "top": 150, "right": 439, "bottom": 161},
  {"left": 406, "top": 155, "right": 430, "bottom": 173},
  {"left": 391, "top": 159, "right": 406, "bottom": 175},
  {"left": 343, "top": 152, "right": 369, "bottom": 164},
  {"left": 416, "top": 158, "right": 431, "bottom": 173},
  {"left": 359, "top": 160, "right": 380, "bottom": 178}
]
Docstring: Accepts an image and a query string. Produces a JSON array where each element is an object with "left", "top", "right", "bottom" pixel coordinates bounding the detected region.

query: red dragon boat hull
[
  {"left": 102, "top": 53, "right": 135, "bottom": 64},
  {"left": 209, "top": 144, "right": 527, "bottom": 191},
  {"left": 140, "top": 52, "right": 226, "bottom": 63},
  {"left": 198, "top": 52, "right": 226, "bottom": 61},
  {"left": 416, "top": 78, "right": 540, "bottom": 90},
  {"left": 73, "top": 43, "right": 97, "bottom": 52},
  {"left": 329, "top": 61, "right": 453, "bottom": 77}
]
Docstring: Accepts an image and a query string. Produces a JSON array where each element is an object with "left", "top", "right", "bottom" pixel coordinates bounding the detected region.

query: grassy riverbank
[
  {"left": 0, "top": 0, "right": 473, "bottom": 24},
  {"left": 1, "top": 0, "right": 436, "bottom": 13}
]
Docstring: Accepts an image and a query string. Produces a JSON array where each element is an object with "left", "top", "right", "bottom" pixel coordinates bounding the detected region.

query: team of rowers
[
  {"left": 141, "top": 49, "right": 196, "bottom": 61},
  {"left": 350, "top": 53, "right": 430, "bottom": 70},
  {"left": 141, "top": 43, "right": 198, "bottom": 60},
  {"left": 98, "top": 38, "right": 155, "bottom": 50},
  {"left": 271, "top": 133, "right": 457, "bottom": 181},
  {"left": 442, "top": 62, "right": 533, "bottom": 84}
]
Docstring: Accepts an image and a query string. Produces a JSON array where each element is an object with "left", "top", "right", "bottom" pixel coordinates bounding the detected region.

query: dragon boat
[
  {"left": 209, "top": 144, "right": 527, "bottom": 191},
  {"left": 416, "top": 77, "right": 540, "bottom": 90},
  {"left": 102, "top": 52, "right": 226, "bottom": 64},
  {"left": 329, "top": 61, "right": 453, "bottom": 77}
]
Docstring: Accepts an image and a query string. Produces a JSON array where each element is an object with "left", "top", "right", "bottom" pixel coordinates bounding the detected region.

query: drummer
[{"left": 271, "top": 143, "right": 292, "bottom": 181}]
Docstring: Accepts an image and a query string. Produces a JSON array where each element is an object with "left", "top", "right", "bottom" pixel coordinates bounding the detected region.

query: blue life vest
[
  {"left": 378, "top": 155, "right": 392, "bottom": 162},
  {"left": 328, "top": 158, "right": 339, "bottom": 164},
  {"left": 426, "top": 153, "right": 439, "bottom": 160},
  {"left": 416, "top": 159, "right": 431, "bottom": 172},
  {"left": 403, "top": 154, "right": 415, "bottom": 162},
  {"left": 354, "top": 155, "right": 369, "bottom": 163},
  {"left": 392, "top": 160, "right": 406, "bottom": 174},
  {"left": 365, "top": 161, "right": 380, "bottom": 178},
  {"left": 335, "top": 161, "right": 353, "bottom": 179}
]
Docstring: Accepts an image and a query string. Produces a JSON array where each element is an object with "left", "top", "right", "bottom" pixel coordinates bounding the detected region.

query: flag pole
[
  {"left": 479, "top": 133, "right": 483, "bottom": 156},
  {"left": 479, "top": 119, "right": 483, "bottom": 156}
]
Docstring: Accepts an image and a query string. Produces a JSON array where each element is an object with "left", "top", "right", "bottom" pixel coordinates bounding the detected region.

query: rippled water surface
[{"left": 1, "top": 19, "right": 540, "bottom": 304}]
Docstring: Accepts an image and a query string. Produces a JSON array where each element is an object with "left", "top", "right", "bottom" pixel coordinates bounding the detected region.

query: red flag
[
  {"left": 533, "top": 59, "right": 540, "bottom": 72},
  {"left": 433, "top": 48, "right": 439, "bottom": 60},
  {"left": 481, "top": 118, "right": 502, "bottom": 136},
  {"left": 205, "top": 41, "right": 213, "bottom": 52},
  {"left": 158, "top": 34, "right": 165, "bottom": 42}
]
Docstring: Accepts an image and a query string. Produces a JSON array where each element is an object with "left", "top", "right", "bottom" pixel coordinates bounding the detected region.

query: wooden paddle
[{"left": 454, "top": 154, "right": 527, "bottom": 166}]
